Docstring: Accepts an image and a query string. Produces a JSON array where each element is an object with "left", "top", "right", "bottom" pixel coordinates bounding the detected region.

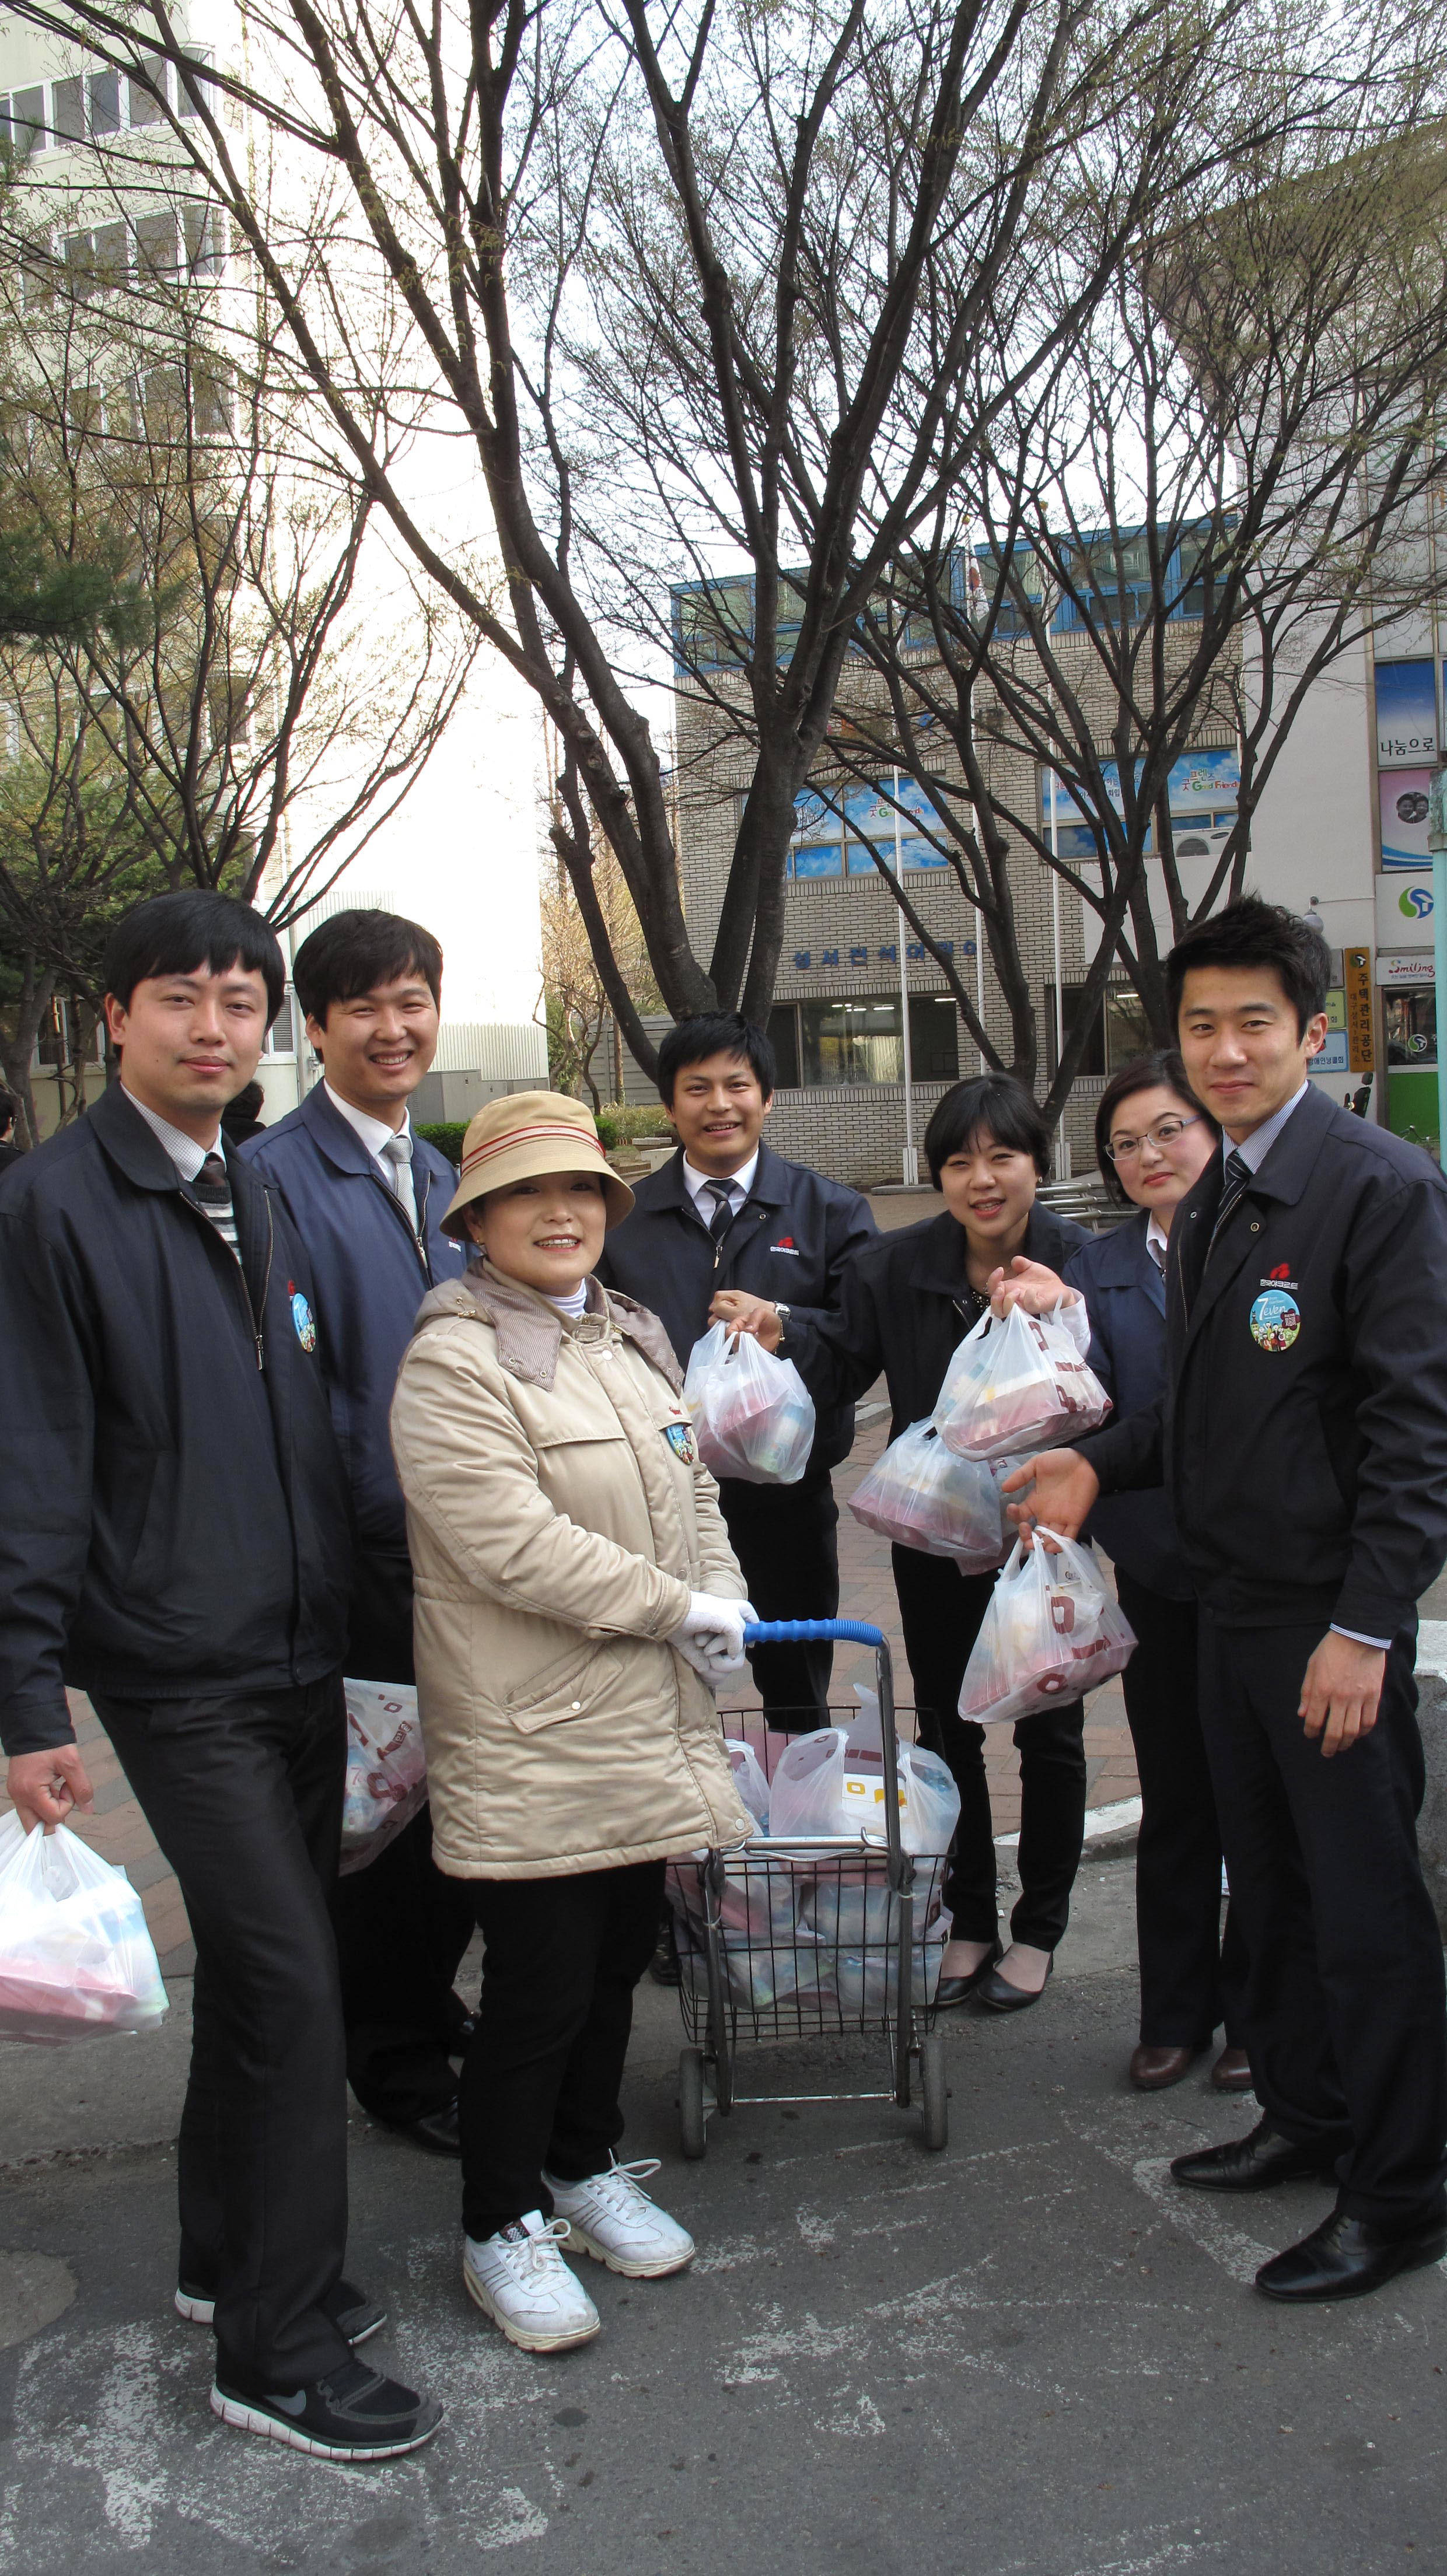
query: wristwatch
[{"left": 773, "top": 1302, "right": 791, "bottom": 1337}]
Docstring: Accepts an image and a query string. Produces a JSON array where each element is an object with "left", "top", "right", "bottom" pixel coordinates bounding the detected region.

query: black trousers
[
  {"left": 458, "top": 1859, "right": 665, "bottom": 2243},
  {"left": 1197, "top": 1613, "right": 1447, "bottom": 2231},
  {"left": 1114, "top": 1569, "right": 1247, "bottom": 2049},
  {"left": 719, "top": 1470, "right": 839, "bottom": 1728},
  {"left": 892, "top": 1546, "right": 1086, "bottom": 1951},
  {"left": 94, "top": 1676, "right": 353, "bottom": 2388},
  {"left": 331, "top": 1548, "right": 477, "bottom": 2125}
]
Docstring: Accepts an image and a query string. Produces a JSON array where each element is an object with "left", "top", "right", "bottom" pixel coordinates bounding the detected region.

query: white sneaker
[
  {"left": 544, "top": 2157, "right": 696, "bottom": 2279},
  {"left": 463, "top": 2212, "right": 601, "bottom": 2353}
]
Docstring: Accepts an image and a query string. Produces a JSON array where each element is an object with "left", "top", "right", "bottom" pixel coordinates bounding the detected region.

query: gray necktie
[
  {"left": 704, "top": 1180, "right": 736, "bottom": 1244},
  {"left": 381, "top": 1131, "right": 418, "bottom": 1233},
  {"left": 1208, "top": 1148, "right": 1252, "bottom": 1255}
]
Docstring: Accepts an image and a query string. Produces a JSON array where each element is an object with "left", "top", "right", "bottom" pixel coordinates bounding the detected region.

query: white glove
[{"left": 668, "top": 1592, "right": 757, "bottom": 1680}]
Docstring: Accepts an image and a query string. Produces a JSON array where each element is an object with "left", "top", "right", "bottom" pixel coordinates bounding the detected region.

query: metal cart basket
[{"left": 671, "top": 1618, "right": 949, "bottom": 2156}]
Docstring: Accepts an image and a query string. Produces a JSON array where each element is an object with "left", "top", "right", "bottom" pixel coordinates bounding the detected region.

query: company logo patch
[
  {"left": 772, "top": 1237, "right": 801, "bottom": 1255},
  {"left": 291, "top": 1289, "right": 317, "bottom": 1352},
  {"left": 1267, "top": 1262, "right": 1292, "bottom": 1280},
  {"left": 1249, "top": 1288, "right": 1300, "bottom": 1352},
  {"left": 663, "top": 1419, "right": 698, "bottom": 1465}
]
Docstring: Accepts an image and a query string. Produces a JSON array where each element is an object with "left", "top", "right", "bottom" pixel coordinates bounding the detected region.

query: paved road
[{"left": 2, "top": 1860, "right": 1443, "bottom": 2575}]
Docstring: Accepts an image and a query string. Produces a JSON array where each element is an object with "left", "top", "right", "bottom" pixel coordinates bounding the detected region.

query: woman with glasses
[{"left": 1064, "top": 1052, "right": 1249, "bottom": 2096}]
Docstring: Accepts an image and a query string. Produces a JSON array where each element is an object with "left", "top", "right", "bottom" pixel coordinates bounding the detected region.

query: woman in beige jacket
[{"left": 390, "top": 1091, "right": 754, "bottom": 2357}]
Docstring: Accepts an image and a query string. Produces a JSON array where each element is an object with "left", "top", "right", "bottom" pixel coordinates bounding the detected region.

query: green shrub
[
  {"left": 415, "top": 1121, "right": 469, "bottom": 1163},
  {"left": 594, "top": 1104, "right": 674, "bottom": 1150}
]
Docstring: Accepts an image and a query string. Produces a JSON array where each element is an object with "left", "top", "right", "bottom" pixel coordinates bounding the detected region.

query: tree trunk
[{"left": 0, "top": 956, "right": 57, "bottom": 1150}]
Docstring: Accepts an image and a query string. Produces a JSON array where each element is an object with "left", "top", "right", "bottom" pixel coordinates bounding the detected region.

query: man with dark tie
[
  {"left": 243, "top": 909, "right": 474, "bottom": 2154},
  {"left": 1011, "top": 897, "right": 1447, "bottom": 2305},
  {"left": 0, "top": 890, "right": 439, "bottom": 2458},
  {"left": 595, "top": 1012, "right": 876, "bottom": 1732}
]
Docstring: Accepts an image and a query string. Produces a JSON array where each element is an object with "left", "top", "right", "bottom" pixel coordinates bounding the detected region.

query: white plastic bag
[
  {"left": 0, "top": 1822, "right": 167, "bottom": 2044},
  {"left": 767, "top": 1727, "right": 960, "bottom": 1856},
  {"left": 725, "top": 1738, "right": 772, "bottom": 1834},
  {"left": 836, "top": 1913, "right": 951, "bottom": 2013},
  {"left": 340, "top": 1679, "right": 428, "bottom": 1875},
  {"left": 934, "top": 1303, "right": 1111, "bottom": 1462},
  {"left": 958, "top": 1529, "right": 1137, "bottom": 1725},
  {"left": 848, "top": 1419, "right": 1011, "bottom": 1570},
  {"left": 802, "top": 1876, "right": 944, "bottom": 1945},
  {"left": 683, "top": 1323, "right": 816, "bottom": 1485}
]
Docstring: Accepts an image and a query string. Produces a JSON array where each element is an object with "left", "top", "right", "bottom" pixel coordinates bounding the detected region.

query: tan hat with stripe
[{"left": 439, "top": 1090, "right": 635, "bottom": 1238}]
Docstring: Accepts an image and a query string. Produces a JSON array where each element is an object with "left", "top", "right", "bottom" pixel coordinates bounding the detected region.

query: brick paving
[{"left": 0, "top": 1186, "right": 1139, "bottom": 1980}]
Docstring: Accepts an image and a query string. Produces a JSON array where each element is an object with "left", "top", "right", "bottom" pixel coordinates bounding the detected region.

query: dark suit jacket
[
  {"left": 1081, "top": 1086, "right": 1447, "bottom": 1635},
  {"left": 595, "top": 1141, "right": 876, "bottom": 1475},
  {"left": 1063, "top": 1212, "right": 1191, "bottom": 1599}
]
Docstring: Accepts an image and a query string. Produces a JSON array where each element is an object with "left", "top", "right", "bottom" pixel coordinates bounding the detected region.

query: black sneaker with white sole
[
  {"left": 177, "top": 2276, "right": 386, "bottom": 2346},
  {"left": 211, "top": 2358, "right": 442, "bottom": 2460}
]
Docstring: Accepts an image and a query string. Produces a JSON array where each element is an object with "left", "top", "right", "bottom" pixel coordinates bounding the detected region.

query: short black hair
[
  {"left": 292, "top": 909, "right": 443, "bottom": 1026},
  {"left": 1166, "top": 895, "right": 1328, "bottom": 1039},
  {"left": 924, "top": 1073, "right": 1051, "bottom": 1186},
  {"left": 103, "top": 891, "right": 285, "bottom": 1022},
  {"left": 1094, "top": 1049, "right": 1218, "bottom": 1204},
  {"left": 656, "top": 1012, "right": 775, "bottom": 1109}
]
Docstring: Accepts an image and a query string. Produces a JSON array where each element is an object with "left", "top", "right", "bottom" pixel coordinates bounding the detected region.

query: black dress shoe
[
  {"left": 1256, "top": 2206, "right": 1447, "bottom": 2303},
  {"left": 976, "top": 1953, "right": 1053, "bottom": 2014},
  {"left": 935, "top": 1938, "right": 1004, "bottom": 2008},
  {"left": 648, "top": 1917, "right": 683, "bottom": 1988},
  {"left": 1130, "top": 2043, "right": 1200, "bottom": 2092},
  {"left": 1170, "top": 2115, "right": 1326, "bottom": 2193},
  {"left": 397, "top": 2102, "right": 462, "bottom": 2156}
]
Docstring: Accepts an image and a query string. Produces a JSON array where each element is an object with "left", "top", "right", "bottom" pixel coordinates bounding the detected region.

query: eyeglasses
[{"left": 1103, "top": 1114, "right": 1202, "bottom": 1164}]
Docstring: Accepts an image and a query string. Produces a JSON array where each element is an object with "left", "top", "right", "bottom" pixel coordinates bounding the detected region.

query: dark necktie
[
  {"left": 1208, "top": 1148, "right": 1252, "bottom": 1254},
  {"left": 191, "top": 1150, "right": 230, "bottom": 1211},
  {"left": 704, "top": 1181, "right": 736, "bottom": 1244}
]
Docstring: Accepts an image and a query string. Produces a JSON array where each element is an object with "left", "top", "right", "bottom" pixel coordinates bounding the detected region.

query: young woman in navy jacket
[{"left": 1063, "top": 1052, "right": 1249, "bottom": 2095}]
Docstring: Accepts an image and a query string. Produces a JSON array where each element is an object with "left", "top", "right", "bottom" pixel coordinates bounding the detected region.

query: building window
[
  {"left": 1044, "top": 985, "right": 1151, "bottom": 1080},
  {"left": 89, "top": 69, "right": 121, "bottom": 135},
  {"left": 51, "top": 76, "right": 84, "bottom": 144},
  {"left": 1041, "top": 746, "right": 1239, "bottom": 860},
  {"left": 1386, "top": 990, "right": 1436, "bottom": 1070},
  {"left": 768, "top": 995, "right": 959, "bottom": 1088},
  {"left": 128, "top": 55, "right": 168, "bottom": 126},
  {"left": 262, "top": 991, "right": 299, "bottom": 1059},
  {"left": 788, "top": 775, "right": 950, "bottom": 877}
]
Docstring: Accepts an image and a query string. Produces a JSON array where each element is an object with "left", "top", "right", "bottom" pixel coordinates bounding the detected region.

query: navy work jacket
[
  {"left": 0, "top": 1084, "right": 352, "bottom": 1754},
  {"left": 1063, "top": 1213, "right": 1191, "bottom": 1600},
  {"left": 594, "top": 1142, "right": 876, "bottom": 1475},
  {"left": 1081, "top": 1085, "right": 1447, "bottom": 1636},
  {"left": 243, "top": 1084, "right": 467, "bottom": 1553}
]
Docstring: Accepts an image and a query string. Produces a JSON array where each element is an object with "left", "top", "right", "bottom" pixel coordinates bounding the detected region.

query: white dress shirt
[
  {"left": 1224, "top": 1082, "right": 1385, "bottom": 1650},
  {"left": 324, "top": 1083, "right": 417, "bottom": 1228},
  {"left": 1145, "top": 1212, "right": 1170, "bottom": 1272},
  {"left": 681, "top": 1147, "right": 760, "bottom": 1226},
  {"left": 124, "top": 1088, "right": 239, "bottom": 1257}
]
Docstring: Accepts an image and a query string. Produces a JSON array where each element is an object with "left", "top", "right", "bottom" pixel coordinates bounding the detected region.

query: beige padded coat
[{"left": 390, "top": 1261, "right": 755, "bottom": 1878}]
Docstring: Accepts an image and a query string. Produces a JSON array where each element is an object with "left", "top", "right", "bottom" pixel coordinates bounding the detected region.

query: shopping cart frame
[{"left": 674, "top": 1618, "right": 949, "bottom": 2157}]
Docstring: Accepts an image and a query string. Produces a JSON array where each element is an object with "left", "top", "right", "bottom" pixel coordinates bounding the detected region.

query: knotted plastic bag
[
  {"left": 848, "top": 1418, "right": 1011, "bottom": 1570},
  {"left": 340, "top": 1679, "right": 428, "bottom": 1876},
  {"left": 934, "top": 1303, "right": 1110, "bottom": 1462},
  {"left": 683, "top": 1323, "right": 816, "bottom": 1485},
  {"left": 958, "top": 1530, "right": 1136, "bottom": 1725},
  {"left": 0, "top": 1821, "right": 168, "bottom": 2043},
  {"left": 768, "top": 1725, "right": 960, "bottom": 1855},
  {"left": 725, "top": 1738, "right": 772, "bottom": 1835}
]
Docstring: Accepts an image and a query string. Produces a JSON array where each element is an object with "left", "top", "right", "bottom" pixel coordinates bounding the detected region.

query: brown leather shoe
[
  {"left": 1211, "top": 2046, "right": 1254, "bottom": 2094},
  {"left": 1130, "top": 2043, "right": 1199, "bottom": 2092}
]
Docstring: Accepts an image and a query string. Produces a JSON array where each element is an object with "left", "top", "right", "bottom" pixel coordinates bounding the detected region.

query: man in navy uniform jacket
[
  {"left": 244, "top": 909, "right": 474, "bottom": 2153},
  {"left": 1014, "top": 898, "right": 1447, "bottom": 2306},
  {"left": 595, "top": 1012, "right": 876, "bottom": 1728}
]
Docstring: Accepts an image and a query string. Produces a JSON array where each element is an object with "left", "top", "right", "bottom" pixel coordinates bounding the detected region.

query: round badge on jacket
[
  {"left": 291, "top": 1289, "right": 317, "bottom": 1352},
  {"left": 1249, "top": 1288, "right": 1300, "bottom": 1353}
]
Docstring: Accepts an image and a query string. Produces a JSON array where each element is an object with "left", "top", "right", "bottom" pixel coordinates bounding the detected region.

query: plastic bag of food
[
  {"left": 725, "top": 1738, "right": 772, "bottom": 1834},
  {"left": 340, "top": 1679, "right": 428, "bottom": 1876},
  {"left": 768, "top": 1728, "right": 960, "bottom": 1856},
  {"left": 0, "top": 1822, "right": 168, "bottom": 2044},
  {"left": 683, "top": 1323, "right": 816, "bottom": 1485},
  {"left": 958, "top": 1530, "right": 1136, "bottom": 1725},
  {"left": 848, "top": 1419, "right": 1012, "bottom": 1570},
  {"left": 801, "top": 1875, "right": 945, "bottom": 1946},
  {"left": 836, "top": 1912, "right": 952, "bottom": 2012},
  {"left": 933, "top": 1303, "right": 1110, "bottom": 1462}
]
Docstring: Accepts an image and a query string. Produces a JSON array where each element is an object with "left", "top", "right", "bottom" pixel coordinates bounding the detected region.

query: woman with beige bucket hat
[{"left": 389, "top": 1090, "right": 756, "bottom": 2354}]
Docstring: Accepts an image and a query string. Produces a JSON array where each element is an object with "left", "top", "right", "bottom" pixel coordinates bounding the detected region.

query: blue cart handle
[{"left": 743, "top": 1618, "right": 886, "bottom": 1648}]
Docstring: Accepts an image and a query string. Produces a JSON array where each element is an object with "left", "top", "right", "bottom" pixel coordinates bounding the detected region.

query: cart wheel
[
  {"left": 919, "top": 2031, "right": 948, "bottom": 2151},
  {"left": 679, "top": 2048, "right": 708, "bottom": 2160}
]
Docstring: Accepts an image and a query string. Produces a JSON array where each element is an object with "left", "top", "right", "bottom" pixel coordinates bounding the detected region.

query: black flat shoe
[
  {"left": 976, "top": 1954, "right": 1053, "bottom": 2014},
  {"left": 1170, "top": 2115, "right": 1325, "bottom": 2194},
  {"left": 934, "top": 1938, "right": 1004, "bottom": 2008},
  {"left": 1256, "top": 2207, "right": 1447, "bottom": 2302},
  {"left": 396, "top": 2102, "right": 461, "bottom": 2157}
]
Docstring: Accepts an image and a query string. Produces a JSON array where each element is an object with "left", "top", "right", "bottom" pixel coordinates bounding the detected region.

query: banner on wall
[
  {"left": 1374, "top": 660, "right": 1442, "bottom": 769},
  {"left": 1379, "top": 769, "right": 1436, "bottom": 869},
  {"left": 1044, "top": 746, "right": 1240, "bottom": 831},
  {"left": 792, "top": 774, "right": 949, "bottom": 873},
  {"left": 1376, "top": 875, "right": 1434, "bottom": 947}
]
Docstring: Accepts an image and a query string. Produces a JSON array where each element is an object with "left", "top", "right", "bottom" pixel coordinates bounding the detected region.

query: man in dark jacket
[
  {"left": 0, "top": 891, "right": 438, "bottom": 2459},
  {"left": 595, "top": 1013, "right": 876, "bottom": 1727},
  {"left": 243, "top": 909, "right": 474, "bottom": 2152},
  {"left": 1015, "top": 897, "right": 1447, "bottom": 2306}
]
